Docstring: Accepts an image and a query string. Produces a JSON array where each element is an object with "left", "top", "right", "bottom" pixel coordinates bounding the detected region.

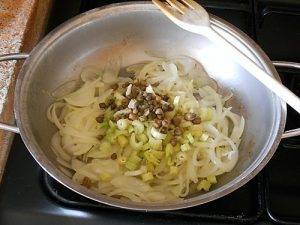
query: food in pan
[{"left": 47, "top": 57, "right": 244, "bottom": 202}]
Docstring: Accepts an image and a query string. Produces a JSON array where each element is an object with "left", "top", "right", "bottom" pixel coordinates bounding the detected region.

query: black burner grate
[{"left": 42, "top": 172, "right": 265, "bottom": 223}]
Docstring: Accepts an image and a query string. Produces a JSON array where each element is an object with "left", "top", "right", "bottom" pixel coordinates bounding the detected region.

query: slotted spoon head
[{"left": 152, "top": 0, "right": 211, "bottom": 34}]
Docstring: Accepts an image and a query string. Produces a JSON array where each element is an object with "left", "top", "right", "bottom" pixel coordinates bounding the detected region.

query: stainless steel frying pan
[{"left": 0, "top": 2, "right": 299, "bottom": 211}]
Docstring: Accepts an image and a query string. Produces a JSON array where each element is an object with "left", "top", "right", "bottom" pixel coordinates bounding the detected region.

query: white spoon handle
[{"left": 205, "top": 27, "right": 300, "bottom": 114}]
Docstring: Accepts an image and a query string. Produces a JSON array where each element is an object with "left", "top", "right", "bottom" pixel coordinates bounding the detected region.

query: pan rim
[{"left": 14, "top": 1, "right": 286, "bottom": 211}]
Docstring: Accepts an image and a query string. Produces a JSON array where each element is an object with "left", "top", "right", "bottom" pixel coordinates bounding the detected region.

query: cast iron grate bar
[{"left": 42, "top": 172, "right": 265, "bottom": 223}]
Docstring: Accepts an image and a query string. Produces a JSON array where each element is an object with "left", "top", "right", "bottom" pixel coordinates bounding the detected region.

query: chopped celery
[
  {"left": 125, "top": 154, "right": 142, "bottom": 171},
  {"left": 130, "top": 133, "right": 143, "bottom": 150},
  {"left": 191, "top": 124, "right": 203, "bottom": 137},
  {"left": 176, "top": 152, "right": 187, "bottom": 164},
  {"left": 146, "top": 162, "right": 155, "bottom": 172},
  {"left": 186, "top": 133, "right": 194, "bottom": 144},
  {"left": 181, "top": 143, "right": 191, "bottom": 152},
  {"left": 142, "top": 172, "right": 154, "bottom": 182},
  {"left": 207, "top": 175, "right": 217, "bottom": 184},
  {"left": 138, "top": 133, "right": 148, "bottom": 143},
  {"left": 142, "top": 143, "right": 151, "bottom": 151},
  {"left": 200, "top": 133, "right": 209, "bottom": 141},
  {"left": 117, "top": 135, "right": 128, "bottom": 148},
  {"left": 132, "top": 120, "right": 145, "bottom": 134},
  {"left": 144, "top": 150, "right": 163, "bottom": 165},
  {"left": 128, "top": 125, "right": 134, "bottom": 133},
  {"left": 114, "top": 92, "right": 125, "bottom": 106},
  {"left": 108, "top": 120, "right": 116, "bottom": 128},
  {"left": 149, "top": 138, "right": 162, "bottom": 151},
  {"left": 104, "top": 109, "right": 114, "bottom": 120},
  {"left": 165, "top": 143, "right": 174, "bottom": 158},
  {"left": 174, "top": 144, "right": 181, "bottom": 152},
  {"left": 105, "top": 129, "right": 117, "bottom": 143},
  {"left": 99, "top": 172, "right": 111, "bottom": 181},
  {"left": 99, "top": 121, "right": 109, "bottom": 129},
  {"left": 197, "top": 179, "right": 211, "bottom": 191}
]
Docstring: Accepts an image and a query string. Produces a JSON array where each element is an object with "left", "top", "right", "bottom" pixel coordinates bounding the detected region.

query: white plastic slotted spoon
[{"left": 152, "top": 0, "right": 300, "bottom": 114}]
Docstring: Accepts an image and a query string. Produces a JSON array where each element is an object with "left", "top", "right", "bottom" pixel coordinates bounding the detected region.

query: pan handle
[
  {"left": 0, "top": 53, "right": 29, "bottom": 134},
  {"left": 273, "top": 61, "right": 300, "bottom": 139}
]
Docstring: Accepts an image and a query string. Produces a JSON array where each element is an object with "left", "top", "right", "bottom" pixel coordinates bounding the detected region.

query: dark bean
[
  {"left": 161, "top": 119, "right": 169, "bottom": 127},
  {"left": 99, "top": 103, "right": 106, "bottom": 109},
  {"left": 149, "top": 112, "right": 157, "bottom": 120},
  {"left": 113, "top": 115, "right": 121, "bottom": 122},
  {"left": 97, "top": 135, "right": 104, "bottom": 140},
  {"left": 184, "top": 113, "right": 196, "bottom": 121},
  {"left": 132, "top": 108, "right": 138, "bottom": 114},
  {"left": 153, "top": 100, "right": 159, "bottom": 107},
  {"left": 174, "top": 127, "right": 182, "bottom": 136},
  {"left": 157, "top": 114, "right": 164, "bottom": 119},
  {"left": 140, "top": 80, "right": 147, "bottom": 86},
  {"left": 116, "top": 106, "right": 123, "bottom": 111},
  {"left": 111, "top": 153, "right": 117, "bottom": 160},
  {"left": 129, "top": 113, "right": 138, "bottom": 120},
  {"left": 143, "top": 109, "right": 150, "bottom": 117},
  {"left": 167, "top": 104, "right": 174, "bottom": 111},
  {"left": 111, "top": 83, "right": 118, "bottom": 90},
  {"left": 110, "top": 103, "right": 117, "bottom": 110},
  {"left": 170, "top": 137, "right": 177, "bottom": 146},
  {"left": 81, "top": 177, "right": 92, "bottom": 189},
  {"left": 149, "top": 105, "right": 154, "bottom": 111},
  {"left": 146, "top": 93, "right": 153, "bottom": 101},
  {"left": 121, "top": 98, "right": 129, "bottom": 107},
  {"left": 122, "top": 82, "right": 130, "bottom": 88},
  {"left": 153, "top": 118, "right": 162, "bottom": 128},
  {"left": 172, "top": 116, "right": 181, "bottom": 126},
  {"left": 162, "top": 104, "right": 169, "bottom": 111},
  {"left": 155, "top": 95, "right": 162, "bottom": 102},
  {"left": 136, "top": 94, "right": 143, "bottom": 101},
  {"left": 155, "top": 108, "right": 163, "bottom": 115},
  {"left": 96, "top": 115, "right": 104, "bottom": 123},
  {"left": 131, "top": 86, "right": 139, "bottom": 98},
  {"left": 193, "top": 117, "right": 201, "bottom": 124},
  {"left": 107, "top": 98, "right": 114, "bottom": 105},
  {"left": 162, "top": 95, "right": 169, "bottom": 101},
  {"left": 160, "top": 126, "right": 168, "bottom": 134}
]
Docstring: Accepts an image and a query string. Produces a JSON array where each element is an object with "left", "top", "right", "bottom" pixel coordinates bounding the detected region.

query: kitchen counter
[{"left": 0, "top": 0, "right": 52, "bottom": 183}]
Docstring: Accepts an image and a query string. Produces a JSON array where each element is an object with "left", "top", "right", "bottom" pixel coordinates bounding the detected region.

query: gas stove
[{"left": 0, "top": 1, "right": 300, "bottom": 224}]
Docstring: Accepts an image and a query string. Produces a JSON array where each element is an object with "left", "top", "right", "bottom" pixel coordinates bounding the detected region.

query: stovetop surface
[{"left": 1, "top": 0, "right": 300, "bottom": 224}]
